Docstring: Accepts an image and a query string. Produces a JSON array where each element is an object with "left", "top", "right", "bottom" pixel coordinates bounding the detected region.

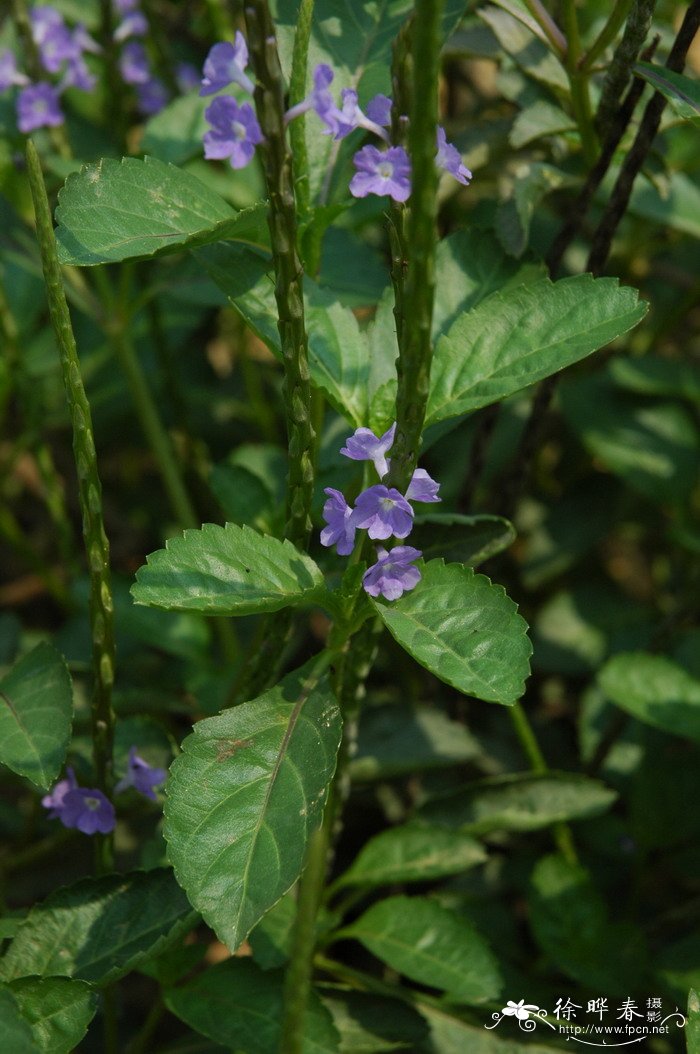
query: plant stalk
[
  {"left": 561, "top": 0, "right": 598, "bottom": 165},
  {"left": 522, "top": 0, "right": 567, "bottom": 54},
  {"left": 26, "top": 140, "right": 116, "bottom": 872},
  {"left": 288, "top": 0, "right": 315, "bottom": 220},
  {"left": 580, "top": 0, "right": 634, "bottom": 72},
  {"left": 595, "top": 0, "right": 657, "bottom": 136}
]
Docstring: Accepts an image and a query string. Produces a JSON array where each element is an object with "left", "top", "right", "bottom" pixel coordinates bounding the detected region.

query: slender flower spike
[
  {"left": 0, "top": 50, "right": 30, "bottom": 91},
  {"left": 17, "top": 83, "right": 64, "bottom": 132},
  {"left": 406, "top": 467, "right": 441, "bottom": 503},
  {"left": 42, "top": 768, "right": 116, "bottom": 835},
  {"left": 320, "top": 488, "right": 356, "bottom": 556},
  {"left": 350, "top": 145, "right": 411, "bottom": 202},
  {"left": 203, "top": 96, "right": 262, "bottom": 168},
  {"left": 363, "top": 546, "right": 422, "bottom": 600},
  {"left": 115, "top": 747, "right": 167, "bottom": 801},
  {"left": 200, "top": 35, "right": 254, "bottom": 96},
  {"left": 340, "top": 423, "right": 396, "bottom": 479},
  {"left": 351, "top": 484, "right": 414, "bottom": 540},
  {"left": 436, "top": 127, "right": 472, "bottom": 185}
]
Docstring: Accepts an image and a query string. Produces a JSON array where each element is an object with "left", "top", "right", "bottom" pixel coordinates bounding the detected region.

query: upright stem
[
  {"left": 522, "top": 0, "right": 566, "bottom": 54},
  {"left": 244, "top": 0, "right": 316, "bottom": 552},
  {"left": 288, "top": 0, "right": 315, "bottom": 220},
  {"left": 386, "top": 0, "right": 443, "bottom": 494},
  {"left": 561, "top": 0, "right": 597, "bottom": 165},
  {"left": 388, "top": 19, "right": 413, "bottom": 357},
  {"left": 26, "top": 140, "right": 116, "bottom": 871},
  {"left": 580, "top": 0, "right": 634, "bottom": 72},
  {"left": 595, "top": 0, "right": 657, "bottom": 136}
]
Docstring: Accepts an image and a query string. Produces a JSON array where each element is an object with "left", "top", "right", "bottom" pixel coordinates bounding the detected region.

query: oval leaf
[
  {"left": 341, "top": 896, "right": 502, "bottom": 1004},
  {"left": 598, "top": 652, "right": 700, "bottom": 742},
  {"left": 371, "top": 560, "right": 532, "bottom": 705},
  {"left": 335, "top": 824, "right": 487, "bottom": 889},
  {"left": 634, "top": 61, "right": 700, "bottom": 120},
  {"left": 4, "top": 977, "right": 97, "bottom": 1054},
  {"left": 55, "top": 156, "right": 266, "bottom": 265},
  {"left": 163, "top": 661, "right": 342, "bottom": 951},
  {"left": 165, "top": 958, "right": 339, "bottom": 1054},
  {"left": 0, "top": 642, "right": 73, "bottom": 791},
  {"left": 131, "top": 522, "right": 324, "bottom": 616},
  {"left": 0, "top": 988, "right": 35, "bottom": 1054},
  {"left": 418, "top": 773, "right": 617, "bottom": 835},
  {"left": 426, "top": 275, "right": 646, "bottom": 426},
  {"left": 0, "top": 869, "right": 194, "bottom": 985}
]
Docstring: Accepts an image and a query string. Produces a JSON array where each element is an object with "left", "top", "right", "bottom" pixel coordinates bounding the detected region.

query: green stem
[
  {"left": 509, "top": 702, "right": 578, "bottom": 865},
  {"left": 26, "top": 140, "right": 116, "bottom": 869},
  {"left": 522, "top": 0, "right": 567, "bottom": 54},
  {"left": 580, "top": 0, "right": 634, "bottom": 72},
  {"left": 386, "top": 0, "right": 443, "bottom": 494},
  {"left": 288, "top": 0, "right": 315, "bottom": 220},
  {"left": 595, "top": 0, "right": 656, "bottom": 136},
  {"left": 244, "top": 0, "right": 316, "bottom": 552},
  {"left": 204, "top": 0, "right": 231, "bottom": 41},
  {"left": 562, "top": 0, "right": 598, "bottom": 165}
]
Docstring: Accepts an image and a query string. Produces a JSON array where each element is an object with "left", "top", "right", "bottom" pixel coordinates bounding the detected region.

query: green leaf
[
  {"left": 426, "top": 275, "right": 646, "bottom": 426},
  {"left": 320, "top": 989, "right": 429, "bottom": 1053},
  {"left": 0, "top": 869, "right": 194, "bottom": 985},
  {"left": 687, "top": 989, "right": 700, "bottom": 1054},
  {"left": 657, "top": 935, "right": 700, "bottom": 1003},
  {"left": 351, "top": 704, "right": 481, "bottom": 781},
  {"left": 626, "top": 170, "right": 700, "bottom": 240},
  {"left": 560, "top": 371, "right": 700, "bottom": 504},
  {"left": 131, "top": 522, "right": 324, "bottom": 616},
  {"left": 3, "top": 977, "right": 97, "bottom": 1054},
  {"left": 0, "top": 642, "right": 73, "bottom": 791},
  {"left": 529, "top": 854, "right": 647, "bottom": 995},
  {"left": 411, "top": 514, "right": 516, "bottom": 566},
  {"left": 634, "top": 61, "right": 700, "bottom": 120},
  {"left": 598, "top": 652, "right": 700, "bottom": 743},
  {"left": 478, "top": 6, "right": 569, "bottom": 92},
  {"left": 209, "top": 445, "right": 287, "bottom": 534},
  {"left": 335, "top": 824, "right": 486, "bottom": 890},
  {"left": 55, "top": 156, "right": 267, "bottom": 266},
  {"left": 164, "top": 958, "right": 339, "bottom": 1054},
  {"left": 249, "top": 893, "right": 296, "bottom": 970},
  {"left": 509, "top": 99, "right": 576, "bottom": 147},
  {"left": 420, "top": 1003, "right": 558, "bottom": 1054},
  {"left": 140, "top": 93, "right": 211, "bottom": 165},
  {"left": 163, "top": 661, "right": 342, "bottom": 951},
  {"left": 341, "top": 896, "right": 502, "bottom": 1003},
  {"left": 609, "top": 354, "right": 700, "bottom": 402},
  {"left": 418, "top": 773, "right": 617, "bottom": 835},
  {"left": 0, "top": 988, "right": 35, "bottom": 1054},
  {"left": 496, "top": 163, "right": 576, "bottom": 257},
  {"left": 371, "top": 561, "right": 532, "bottom": 706},
  {"left": 197, "top": 242, "right": 369, "bottom": 425}
]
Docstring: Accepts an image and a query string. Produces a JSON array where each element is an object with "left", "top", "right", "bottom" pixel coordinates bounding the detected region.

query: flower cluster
[
  {"left": 41, "top": 747, "right": 166, "bottom": 836},
  {"left": 113, "top": 0, "right": 194, "bottom": 116},
  {"left": 198, "top": 35, "right": 471, "bottom": 199},
  {"left": 321, "top": 423, "right": 440, "bottom": 600}
]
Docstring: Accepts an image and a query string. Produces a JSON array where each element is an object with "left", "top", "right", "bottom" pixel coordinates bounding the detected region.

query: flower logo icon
[{"left": 502, "top": 999, "right": 540, "bottom": 1021}]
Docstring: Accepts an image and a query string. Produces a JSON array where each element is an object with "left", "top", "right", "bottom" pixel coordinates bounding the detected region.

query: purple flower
[
  {"left": 115, "top": 747, "right": 167, "bottom": 801},
  {"left": 351, "top": 484, "right": 414, "bottom": 540},
  {"left": 340, "top": 423, "right": 396, "bottom": 479},
  {"left": 436, "top": 127, "right": 472, "bottom": 185},
  {"left": 406, "top": 468, "right": 441, "bottom": 503},
  {"left": 30, "top": 6, "right": 64, "bottom": 46},
  {"left": 176, "top": 62, "right": 200, "bottom": 94},
  {"left": 136, "top": 76, "right": 168, "bottom": 115},
  {"left": 42, "top": 768, "right": 116, "bottom": 835},
  {"left": 330, "top": 87, "right": 390, "bottom": 142},
  {"left": 115, "top": 0, "right": 139, "bottom": 10},
  {"left": 114, "top": 11, "right": 149, "bottom": 42},
  {"left": 285, "top": 63, "right": 335, "bottom": 125},
  {"left": 0, "top": 50, "right": 30, "bottom": 91},
  {"left": 119, "top": 41, "right": 150, "bottom": 85},
  {"left": 363, "top": 545, "right": 422, "bottom": 600},
  {"left": 200, "top": 35, "right": 254, "bottom": 96},
  {"left": 365, "top": 93, "right": 392, "bottom": 127},
  {"left": 35, "top": 21, "right": 78, "bottom": 74},
  {"left": 203, "top": 96, "right": 262, "bottom": 169},
  {"left": 60, "top": 56, "right": 97, "bottom": 92},
  {"left": 72, "top": 24, "right": 101, "bottom": 55},
  {"left": 16, "top": 82, "right": 64, "bottom": 132},
  {"left": 320, "top": 487, "right": 356, "bottom": 556},
  {"left": 350, "top": 145, "right": 411, "bottom": 202}
]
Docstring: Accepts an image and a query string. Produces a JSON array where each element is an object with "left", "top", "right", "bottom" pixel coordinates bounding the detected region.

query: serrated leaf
[
  {"left": 131, "top": 522, "right": 324, "bottom": 616},
  {"left": 335, "top": 824, "right": 486, "bottom": 889},
  {"left": 635, "top": 62, "right": 700, "bottom": 121},
  {"left": 0, "top": 642, "right": 73, "bottom": 790},
  {"left": 426, "top": 275, "right": 646, "bottom": 426},
  {"left": 0, "top": 869, "right": 194, "bottom": 985},
  {"left": 163, "top": 661, "right": 342, "bottom": 951},
  {"left": 165, "top": 958, "right": 339, "bottom": 1053},
  {"left": 55, "top": 156, "right": 267, "bottom": 266},
  {"left": 371, "top": 561, "right": 531, "bottom": 706},
  {"left": 351, "top": 704, "right": 481, "bottom": 781},
  {"left": 0, "top": 988, "right": 35, "bottom": 1053},
  {"left": 197, "top": 242, "right": 369, "bottom": 425},
  {"left": 411, "top": 513, "right": 516, "bottom": 566},
  {"left": 4, "top": 977, "right": 97, "bottom": 1054},
  {"left": 341, "top": 896, "right": 502, "bottom": 1003},
  {"left": 418, "top": 773, "right": 617, "bottom": 835},
  {"left": 320, "top": 989, "right": 429, "bottom": 1053},
  {"left": 598, "top": 652, "right": 700, "bottom": 743}
]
